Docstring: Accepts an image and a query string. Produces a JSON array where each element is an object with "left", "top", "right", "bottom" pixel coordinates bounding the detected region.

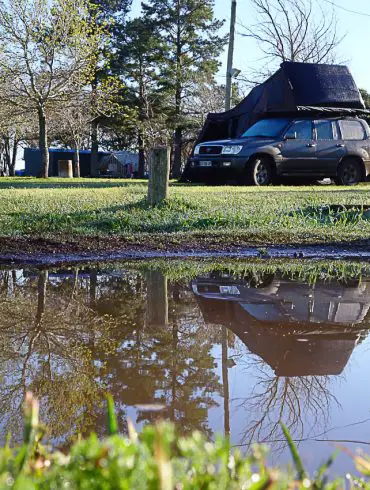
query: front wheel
[
  {"left": 246, "top": 157, "right": 273, "bottom": 186},
  {"left": 335, "top": 158, "right": 363, "bottom": 185}
]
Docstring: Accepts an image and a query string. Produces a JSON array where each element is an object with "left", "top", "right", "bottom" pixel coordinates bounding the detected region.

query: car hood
[{"left": 199, "top": 137, "right": 276, "bottom": 147}]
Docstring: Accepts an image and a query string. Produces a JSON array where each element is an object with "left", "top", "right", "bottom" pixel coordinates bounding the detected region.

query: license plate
[{"left": 199, "top": 161, "right": 213, "bottom": 167}]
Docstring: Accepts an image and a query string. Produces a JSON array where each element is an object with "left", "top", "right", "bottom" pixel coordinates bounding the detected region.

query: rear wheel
[
  {"left": 336, "top": 158, "right": 363, "bottom": 185},
  {"left": 246, "top": 157, "right": 273, "bottom": 186}
]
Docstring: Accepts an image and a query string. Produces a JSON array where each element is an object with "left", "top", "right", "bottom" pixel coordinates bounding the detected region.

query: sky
[{"left": 130, "top": 0, "right": 370, "bottom": 91}]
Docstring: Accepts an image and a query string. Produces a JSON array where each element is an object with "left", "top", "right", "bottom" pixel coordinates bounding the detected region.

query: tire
[
  {"left": 246, "top": 156, "right": 273, "bottom": 186},
  {"left": 336, "top": 158, "right": 363, "bottom": 185}
]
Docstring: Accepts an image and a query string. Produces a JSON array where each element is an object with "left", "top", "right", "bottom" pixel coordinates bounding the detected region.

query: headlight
[
  {"left": 194, "top": 145, "right": 200, "bottom": 155},
  {"left": 219, "top": 285, "right": 240, "bottom": 295},
  {"left": 222, "top": 145, "right": 243, "bottom": 155}
]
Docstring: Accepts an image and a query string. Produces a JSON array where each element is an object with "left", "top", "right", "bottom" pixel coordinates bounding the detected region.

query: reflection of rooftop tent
[
  {"left": 193, "top": 275, "right": 370, "bottom": 376},
  {"left": 196, "top": 62, "right": 369, "bottom": 145}
]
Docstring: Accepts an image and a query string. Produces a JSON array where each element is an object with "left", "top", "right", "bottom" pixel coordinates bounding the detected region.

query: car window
[
  {"left": 315, "top": 120, "right": 335, "bottom": 140},
  {"left": 242, "top": 118, "right": 291, "bottom": 138},
  {"left": 288, "top": 120, "right": 312, "bottom": 140},
  {"left": 339, "top": 120, "right": 365, "bottom": 140}
]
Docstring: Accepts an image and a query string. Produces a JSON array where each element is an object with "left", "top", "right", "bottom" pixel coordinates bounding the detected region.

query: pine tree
[
  {"left": 142, "top": 0, "right": 227, "bottom": 178},
  {"left": 113, "top": 17, "right": 167, "bottom": 178},
  {"left": 88, "top": 0, "right": 132, "bottom": 176}
]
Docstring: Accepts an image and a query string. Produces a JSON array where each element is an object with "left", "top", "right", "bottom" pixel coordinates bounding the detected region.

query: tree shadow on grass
[{"left": 4, "top": 198, "right": 227, "bottom": 235}]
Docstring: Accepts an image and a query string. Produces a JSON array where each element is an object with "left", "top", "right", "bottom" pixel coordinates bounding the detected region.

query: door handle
[
  {"left": 336, "top": 143, "right": 345, "bottom": 148},
  {"left": 306, "top": 143, "right": 316, "bottom": 148}
]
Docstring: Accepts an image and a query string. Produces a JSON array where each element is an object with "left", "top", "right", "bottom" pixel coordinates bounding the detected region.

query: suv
[{"left": 187, "top": 117, "right": 370, "bottom": 185}]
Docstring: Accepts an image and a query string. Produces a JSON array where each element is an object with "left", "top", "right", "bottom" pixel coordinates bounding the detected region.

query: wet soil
[{"left": 0, "top": 234, "right": 370, "bottom": 265}]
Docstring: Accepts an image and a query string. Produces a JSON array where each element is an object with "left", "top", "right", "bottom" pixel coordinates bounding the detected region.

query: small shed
[
  {"left": 99, "top": 151, "right": 139, "bottom": 178},
  {"left": 24, "top": 148, "right": 109, "bottom": 177}
]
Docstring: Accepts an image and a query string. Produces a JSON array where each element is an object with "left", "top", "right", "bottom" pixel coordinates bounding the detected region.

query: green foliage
[
  {"left": 141, "top": 0, "right": 227, "bottom": 173},
  {"left": 1, "top": 179, "right": 370, "bottom": 246},
  {"left": 0, "top": 396, "right": 368, "bottom": 489}
]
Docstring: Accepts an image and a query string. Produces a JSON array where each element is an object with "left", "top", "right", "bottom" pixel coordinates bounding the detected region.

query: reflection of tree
[
  {"left": 97, "top": 271, "right": 222, "bottom": 435},
  {"left": 222, "top": 326, "right": 230, "bottom": 437},
  {"left": 238, "top": 357, "right": 340, "bottom": 450},
  {"left": 0, "top": 268, "right": 121, "bottom": 445},
  {"left": 0, "top": 265, "right": 223, "bottom": 444}
]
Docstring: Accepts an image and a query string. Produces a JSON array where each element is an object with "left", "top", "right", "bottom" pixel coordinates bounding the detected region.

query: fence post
[{"left": 148, "top": 147, "right": 170, "bottom": 206}]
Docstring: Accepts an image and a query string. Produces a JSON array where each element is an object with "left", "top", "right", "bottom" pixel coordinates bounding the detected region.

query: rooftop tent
[{"left": 196, "top": 61, "right": 367, "bottom": 144}]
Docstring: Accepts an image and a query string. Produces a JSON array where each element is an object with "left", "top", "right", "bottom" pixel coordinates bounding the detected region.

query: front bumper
[{"left": 183, "top": 157, "right": 247, "bottom": 182}]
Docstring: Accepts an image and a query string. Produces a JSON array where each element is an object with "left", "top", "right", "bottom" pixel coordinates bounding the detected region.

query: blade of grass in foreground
[
  {"left": 106, "top": 394, "right": 118, "bottom": 436},
  {"left": 281, "top": 422, "right": 306, "bottom": 480}
]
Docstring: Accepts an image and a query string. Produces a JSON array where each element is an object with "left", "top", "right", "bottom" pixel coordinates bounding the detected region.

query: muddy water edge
[{"left": 2, "top": 257, "right": 370, "bottom": 476}]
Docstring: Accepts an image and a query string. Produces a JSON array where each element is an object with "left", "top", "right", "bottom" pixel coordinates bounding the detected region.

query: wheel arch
[
  {"left": 246, "top": 152, "right": 277, "bottom": 174},
  {"left": 338, "top": 154, "right": 366, "bottom": 181}
]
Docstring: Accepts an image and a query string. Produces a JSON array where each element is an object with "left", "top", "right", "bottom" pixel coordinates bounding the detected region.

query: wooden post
[{"left": 148, "top": 147, "right": 170, "bottom": 206}]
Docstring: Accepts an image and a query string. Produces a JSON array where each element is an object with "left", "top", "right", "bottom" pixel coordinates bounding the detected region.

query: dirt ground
[{"left": 1, "top": 234, "right": 370, "bottom": 266}]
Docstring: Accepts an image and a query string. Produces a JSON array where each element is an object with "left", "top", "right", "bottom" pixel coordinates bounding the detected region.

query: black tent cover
[{"left": 197, "top": 61, "right": 368, "bottom": 144}]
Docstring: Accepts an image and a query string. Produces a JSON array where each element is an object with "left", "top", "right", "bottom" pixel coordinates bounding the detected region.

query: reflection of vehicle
[
  {"left": 192, "top": 274, "right": 370, "bottom": 376},
  {"left": 186, "top": 117, "right": 370, "bottom": 186}
]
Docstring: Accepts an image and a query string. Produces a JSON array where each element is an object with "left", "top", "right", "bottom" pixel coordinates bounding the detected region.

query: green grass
[
  {"left": 3, "top": 393, "right": 368, "bottom": 489},
  {"left": 2, "top": 177, "right": 370, "bottom": 246},
  {"left": 124, "top": 257, "right": 370, "bottom": 284}
]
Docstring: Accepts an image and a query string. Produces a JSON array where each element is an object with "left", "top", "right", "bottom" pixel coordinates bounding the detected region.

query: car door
[
  {"left": 314, "top": 120, "right": 347, "bottom": 175},
  {"left": 279, "top": 119, "right": 316, "bottom": 174}
]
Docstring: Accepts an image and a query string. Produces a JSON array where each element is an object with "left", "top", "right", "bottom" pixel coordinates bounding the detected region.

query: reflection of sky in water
[{"left": 0, "top": 263, "right": 369, "bottom": 476}]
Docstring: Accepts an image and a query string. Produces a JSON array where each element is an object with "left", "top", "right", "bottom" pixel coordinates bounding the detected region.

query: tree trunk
[
  {"left": 90, "top": 119, "right": 99, "bottom": 177},
  {"left": 36, "top": 269, "right": 48, "bottom": 326},
  {"left": 3, "top": 136, "right": 10, "bottom": 176},
  {"left": 172, "top": 127, "right": 182, "bottom": 179},
  {"left": 74, "top": 147, "right": 80, "bottom": 178},
  {"left": 38, "top": 108, "right": 49, "bottom": 178},
  {"left": 138, "top": 130, "right": 145, "bottom": 178},
  {"left": 171, "top": 324, "right": 178, "bottom": 422},
  {"left": 172, "top": 16, "right": 183, "bottom": 180},
  {"left": 10, "top": 138, "right": 18, "bottom": 177}
]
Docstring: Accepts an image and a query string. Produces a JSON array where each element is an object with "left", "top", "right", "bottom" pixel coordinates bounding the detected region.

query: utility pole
[{"left": 225, "top": 0, "right": 237, "bottom": 112}]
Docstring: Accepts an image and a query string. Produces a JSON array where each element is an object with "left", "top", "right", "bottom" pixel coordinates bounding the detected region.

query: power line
[{"left": 323, "top": 0, "right": 370, "bottom": 17}]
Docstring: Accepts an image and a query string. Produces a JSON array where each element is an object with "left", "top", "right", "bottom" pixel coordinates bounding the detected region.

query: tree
[
  {"left": 114, "top": 17, "right": 168, "bottom": 177},
  {"left": 0, "top": 0, "right": 104, "bottom": 178},
  {"left": 360, "top": 89, "right": 370, "bottom": 109},
  {"left": 142, "top": 0, "right": 227, "bottom": 178},
  {"left": 88, "top": 0, "right": 132, "bottom": 177},
  {"left": 240, "top": 0, "right": 342, "bottom": 80},
  {"left": 0, "top": 104, "right": 38, "bottom": 176},
  {"left": 55, "top": 77, "right": 124, "bottom": 177}
]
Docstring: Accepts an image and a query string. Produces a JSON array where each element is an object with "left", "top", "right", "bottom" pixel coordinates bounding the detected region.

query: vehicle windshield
[{"left": 242, "top": 118, "right": 292, "bottom": 138}]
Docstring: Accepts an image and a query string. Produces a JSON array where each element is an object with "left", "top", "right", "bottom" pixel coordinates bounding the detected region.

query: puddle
[{"left": 1, "top": 258, "right": 370, "bottom": 475}]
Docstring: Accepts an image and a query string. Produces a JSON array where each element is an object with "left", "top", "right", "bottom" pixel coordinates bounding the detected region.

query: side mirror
[{"left": 284, "top": 131, "right": 297, "bottom": 140}]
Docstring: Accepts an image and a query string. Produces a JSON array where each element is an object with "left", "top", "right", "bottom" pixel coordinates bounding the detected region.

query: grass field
[{"left": 1, "top": 177, "right": 370, "bottom": 249}]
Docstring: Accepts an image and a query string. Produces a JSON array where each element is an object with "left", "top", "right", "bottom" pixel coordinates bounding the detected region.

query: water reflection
[
  {"left": 0, "top": 263, "right": 369, "bottom": 466},
  {"left": 192, "top": 270, "right": 370, "bottom": 448},
  {"left": 193, "top": 272, "right": 369, "bottom": 376}
]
